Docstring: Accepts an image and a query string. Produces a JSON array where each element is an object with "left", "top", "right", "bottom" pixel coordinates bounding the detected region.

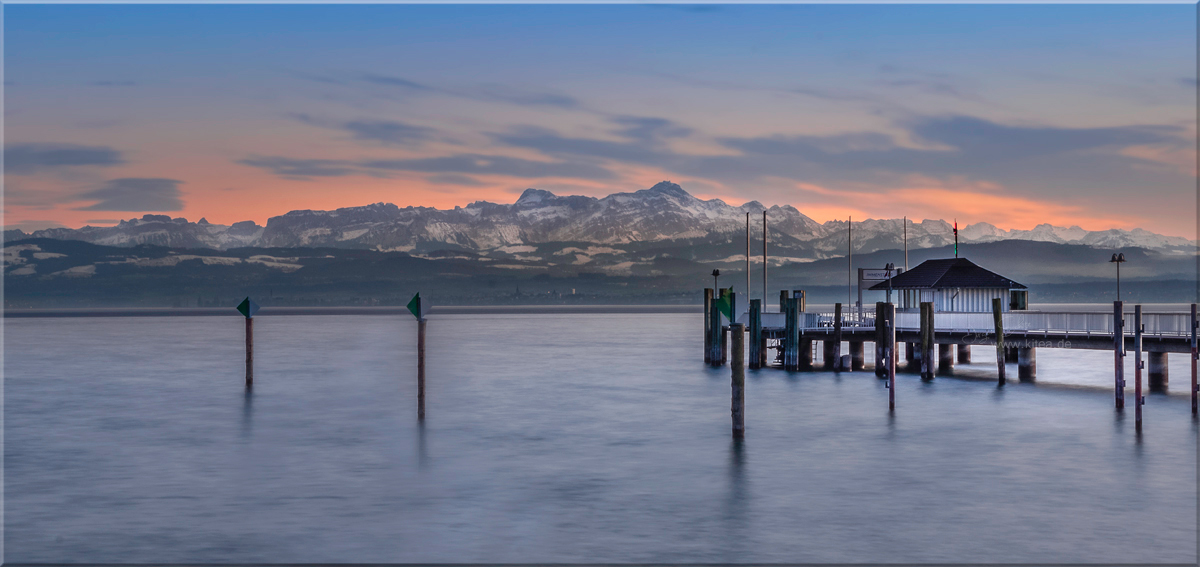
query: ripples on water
[{"left": 5, "top": 314, "right": 1197, "bottom": 562}]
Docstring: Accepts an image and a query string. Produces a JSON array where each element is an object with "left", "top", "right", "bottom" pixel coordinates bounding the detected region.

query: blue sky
[{"left": 4, "top": 4, "right": 1196, "bottom": 236}]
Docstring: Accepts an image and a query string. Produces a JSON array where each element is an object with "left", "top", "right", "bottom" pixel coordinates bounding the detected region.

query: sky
[{"left": 4, "top": 4, "right": 1197, "bottom": 237}]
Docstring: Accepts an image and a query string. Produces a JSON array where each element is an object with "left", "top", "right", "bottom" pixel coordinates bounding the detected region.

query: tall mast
[
  {"left": 848, "top": 216, "right": 852, "bottom": 307},
  {"left": 762, "top": 211, "right": 768, "bottom": 312},
  {"left": 903, "top": 216, "right": 908, "bottom": 270},
  {"left": 745, "top": 212, "right": 750, "bottom": 308}
]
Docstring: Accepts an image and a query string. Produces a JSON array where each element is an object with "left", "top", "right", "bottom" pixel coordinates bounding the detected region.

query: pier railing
[
  {"left": 746, "top": 310, "right": 1192, "bottom": 338},
  {"left": 891, "top": 311, "right": 1193, "bottom": 337}
]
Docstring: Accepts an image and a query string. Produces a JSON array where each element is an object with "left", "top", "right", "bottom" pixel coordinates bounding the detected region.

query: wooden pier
[{"left": 704, "top": 289, "right": 1200, "bottom": 419}]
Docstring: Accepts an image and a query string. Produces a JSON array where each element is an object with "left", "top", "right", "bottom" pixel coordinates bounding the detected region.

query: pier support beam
[
  {"left": 1148, "top": 352, "right": 1167, "bottom": 391},
  {"left": 748, "top": 300, "right": 762, "bottom": 370},
  {"left": 883, "top": 303, "right": 896, "bottom": 410},
  {"left": 783, "top": 298, "right": 800, "bottom": 370},
  {"left": 731, "top": 323, "right": 745, "bottom": 438},
  {"left": 1018, "top": 347, "right": 1036, "bottom": 382},
  {"left": 1191, "top": 303, "right": 1197, "bottom": 415},
  {"left": 1134, "top": 305, "right": 1143, "bottom": 432},
  {"left": 850, "top": 341, "right": 865, "bottom": 371},
  {"left": 830, "top": 303, "right": 844, "bottom": 370},
  {"left": 993, "top": 298, "right": 1006, "bottom": 385},
  {"left": 799, "top": 338, "right": 813, "bottom": 370},
  {"left": 919, "top": 302, "right": 934, "bottom": 380},
  {"left": 938, "top": 343, "right": 955, "bottom": 374},
  {"left": 823, "top": 340, "right": 839, "bottom": 371},
  {"left": 704, "top": 289, "right": 713, "bottom": 364},
  {"left": 1114, "top": 301, "right": 1126, "bottom": 410},
  {"left": 875, "top": 302, "right": 886, "bottom": 377},
  {"left": 957, "top": 344, "right": 971, "bottom": 364},
  {"left": 906, "top": 342, "right": 916, "bottom": 365},
  {"left": 1005, "top": 346, "right": 1018, "bottom": 363}
]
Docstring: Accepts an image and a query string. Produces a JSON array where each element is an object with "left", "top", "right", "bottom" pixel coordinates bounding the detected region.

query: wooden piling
[
  {"left": 1192, "top": 303, "right": 1197, "bottom": 415},
  {"left": 906, "top": 342, "right": 915, "bottom": 365},
  {"left": 705, "top": 291, "right": 715, "bottom": 367},
  {"left": 779, "top": 290, "right": 789, "bottom": 314},
  {"left": 418, "top": 318, "right": 426, "bottom": 421},
  {"left": 992, "top": 297, "right": 1006, "bottom": 385},
  {"left": 1114, "top": 300, "right": 1125, "bottom": 410},
  {"left": 1147, "top": 352, "right": 1167, "bottom": 391},
  {"left": 783, "top": 297, "right": 797, "bottom": 370},
  {"left": 920, "top": 302, "right": 934, "bottom": 380},
  {"left": 875, "top": 302, "right": 886, "bottom": 378},
  {"left": 822, "top": 340, "right": 835, "bottom": 370},
  {"left": 885, "top": 302, "right": 896, "bottom": 410},
  {"left": 850, "top": 341, "right": 864, "bottom": 371},
  {"left": 1018, "top": 347, "right": 1036, "bottom": 382},
  {"left": 749, "top": 300, "right": 762, "bottom": 370},
  {"left": 799, "top": 338, "right": 813, "bottom": 370},
  {"left": 1134, "top": 305, "right": 1143, "bottom": 432},
  {"left": 830, "top": 303, "right": 843, "bottom": 370},
  {"left": 245, "top": 316, "right": 253, "bottom": 385},
  {"left": 957, "top": 344, "right": 971, "bottom": 364},
  {"left": 938, "top": 343, "right": 954, "bottom": 374},
  {"left": 721, "top": 324, "right": 729, "bottom": 365},
  {"left": 731, "top": 323, "right": 745, "bottom": 438},
  {"left": 704, "top": 288, "right": 713, "bottom": 363}
]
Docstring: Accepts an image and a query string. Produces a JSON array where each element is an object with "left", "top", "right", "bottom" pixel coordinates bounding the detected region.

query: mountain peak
[
  {"left": 645, "top": 181, "right": 690, "bottom": 198},
  {"left": 516, "top": 188, "right": 557, "bottom": 205}
]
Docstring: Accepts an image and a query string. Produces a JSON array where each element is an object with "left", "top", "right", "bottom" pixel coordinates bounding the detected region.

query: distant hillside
[{"left": 3, "top": 237, "right": 1194, "bottom": 308}]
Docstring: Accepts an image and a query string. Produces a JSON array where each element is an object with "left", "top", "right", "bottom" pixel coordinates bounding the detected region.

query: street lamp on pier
[{"left": 1109, "top": 253, "right": 1126, "bottom": 301}]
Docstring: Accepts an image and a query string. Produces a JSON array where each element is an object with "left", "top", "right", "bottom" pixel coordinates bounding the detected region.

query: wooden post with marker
[
  {"left": 407, "top": 293, "right": 428, "bottom": 421},
  {"left": 236, "top": 297, "right": 260, "bottom": 386}
]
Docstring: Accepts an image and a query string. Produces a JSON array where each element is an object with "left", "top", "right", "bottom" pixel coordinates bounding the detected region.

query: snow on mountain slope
[{"left": 5, "top": 183, "right": 1193, "bottom": 259}]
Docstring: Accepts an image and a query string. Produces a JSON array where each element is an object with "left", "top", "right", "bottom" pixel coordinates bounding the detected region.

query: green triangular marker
[
  {"left": 406, "top": 293, "right": 424, "bottom": 320},
  {"left": 236, "top": 297, "right": 260, "bottom": 318},
  {"left": 715, "top": 288, "right": 733, "bottom": 321}
]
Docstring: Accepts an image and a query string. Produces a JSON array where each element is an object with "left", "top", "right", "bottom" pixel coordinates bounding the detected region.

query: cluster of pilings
[{"left": 707, "top": 290, "right": 1200, "bottom": 435}]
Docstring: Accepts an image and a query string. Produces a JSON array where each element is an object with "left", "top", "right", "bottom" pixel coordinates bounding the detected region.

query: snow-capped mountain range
[{"left": 6, "top": 182, "right": 1194, "bottom": 260}]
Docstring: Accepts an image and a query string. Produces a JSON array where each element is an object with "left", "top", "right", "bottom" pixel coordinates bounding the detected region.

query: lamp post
[
  {"left": 1110, "top": 253, "right": 1126, "bottom": 301},
  {"left": 712, "top": 269, "right": 721, "bottom": 296}
]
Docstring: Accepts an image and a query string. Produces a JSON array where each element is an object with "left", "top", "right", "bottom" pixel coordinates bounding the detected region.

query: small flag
[
  {"left": 236, "top": 297, "right": 260, "bottom": 319},
  {"left": 406, "top": 293, "right": 426, "bottom": 320}
]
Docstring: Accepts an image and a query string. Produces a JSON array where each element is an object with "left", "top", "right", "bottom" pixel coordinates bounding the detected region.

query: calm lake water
[{"left": 4, "top": 313, "right": 1197, "bottom": 563}]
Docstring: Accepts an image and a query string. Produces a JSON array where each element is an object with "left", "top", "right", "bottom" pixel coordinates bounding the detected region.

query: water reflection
[
  {"left": 240, "top": 384, "right": 254, "bottom": 438},
  {"left": 724, "top": 438, "right": 747, "bottom": 523},
  {"left": 417, "top": 421, "right": 429, "bottom": 470}
]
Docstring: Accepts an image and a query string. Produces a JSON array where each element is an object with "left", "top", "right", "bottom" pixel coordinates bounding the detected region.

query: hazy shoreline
[
  {"left": 5, "top": 302, "right": 1197, "bottom": 318},
  {"left": 1, "top": 305, "right": 704, "bottom": 318}
]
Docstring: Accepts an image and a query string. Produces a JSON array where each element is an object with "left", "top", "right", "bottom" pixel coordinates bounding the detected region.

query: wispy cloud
[
  {"left": 73, "top": 178, "right": 184, "bottom": 211},
  {"left": 302, "top": 72, "right": 581, "bottom": 109},
  {"left": 362, "top": 154, "right": 614, "bottom": 180},
  {"left": 343, "top": 120, "right": 437, "bottom": 146},
  {"left": 427, "top": 174, "right": 486, "bottom": 186},
  {"left": 5, "top": 143, "right": 125, "bottom": 174},
  {"left": 88, "top": 80, "right": 137, "bottom": 87},
  {"left": 237, "top": 156, "right": 357, "bottom": 179}
]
